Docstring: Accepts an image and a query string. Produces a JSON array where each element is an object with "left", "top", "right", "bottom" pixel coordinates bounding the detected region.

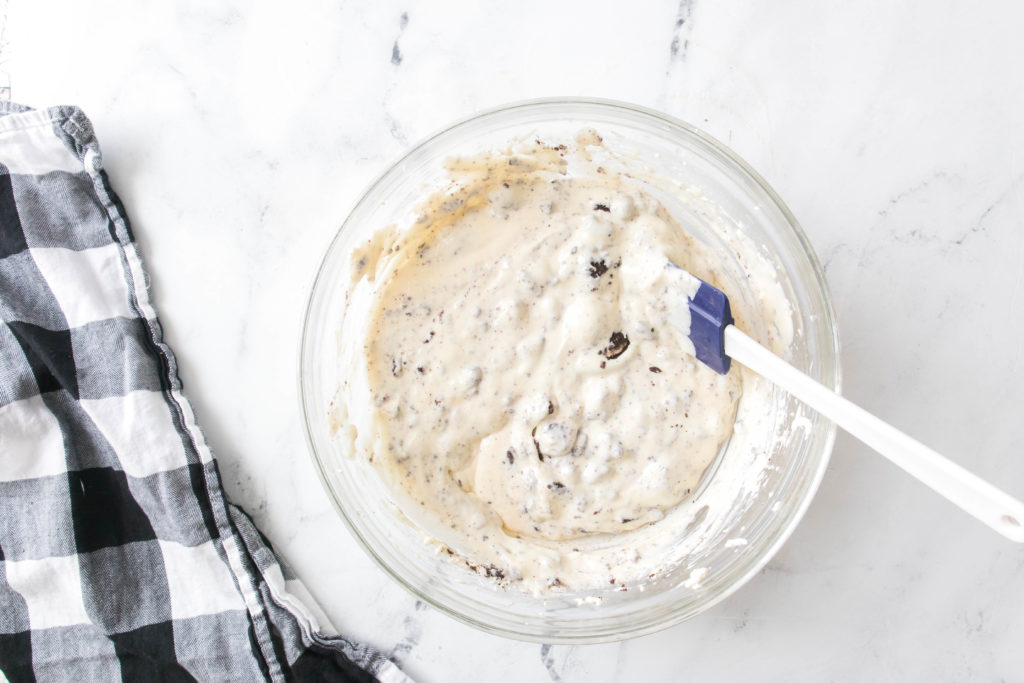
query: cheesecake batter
[{"left": 344, "top": 134, "right": 753, "bottom": 592}]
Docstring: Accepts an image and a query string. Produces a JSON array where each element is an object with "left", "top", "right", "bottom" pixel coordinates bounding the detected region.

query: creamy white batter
[{"left": 344, "top": 135, "right": 758, "bottom": 592}]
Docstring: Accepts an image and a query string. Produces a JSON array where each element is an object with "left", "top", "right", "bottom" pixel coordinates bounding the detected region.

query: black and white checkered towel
[{"left": 0, "top": 102, "right": 409, "bottom": 682}]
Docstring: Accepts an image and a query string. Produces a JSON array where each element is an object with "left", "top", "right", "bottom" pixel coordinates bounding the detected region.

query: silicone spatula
[{"left": 668, "top": 263, "right": 1024, "bottom": 542}]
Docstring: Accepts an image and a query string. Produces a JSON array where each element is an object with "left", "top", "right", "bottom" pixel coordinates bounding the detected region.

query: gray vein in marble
[
  {"left": 391, "top": 11, "right": 409, "bottom": 66},
  {"left": 389, "top": 609, "right": 423, "bottom": 661},
  {"left": 876, "top": 171, "right": 954, "bottom": 218},
  {"left": 382, "top": 11, "right": 411, "bottom": 145},
  {"left": 952, "top": 172, "right": 1024, "bottom": 247},
  {"left": 386, "top": 115, "right": 408, "bottom": 145},
  {"left": 819, "top": 242, "right": 852, "bottom": 275},
  {"left": 669, "top": 0, "right": 696, "bottom": 62},
  {"left": 539, "top": 644, "right": 563, "bottom": 682},
  {"left": 733, "top": 607, "right": 750, "bottom": 632},
  {"left": 875, "top": 170, "right": 1024, "bottom": 253},
  {"left": 165, "top": 63, "right": 205, "bottom": 108}
]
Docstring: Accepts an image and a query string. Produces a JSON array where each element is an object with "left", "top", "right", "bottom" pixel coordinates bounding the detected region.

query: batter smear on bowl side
[{"left": 346, "top": 134, "right": 747, "bottom": 593}]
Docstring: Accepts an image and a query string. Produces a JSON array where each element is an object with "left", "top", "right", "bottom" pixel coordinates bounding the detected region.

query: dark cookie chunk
[
  {"left": 600, "top": 331, "right": 630, "bottom": 360},
  {"left": 588, "top": 259, "right": 608, "bottom": 278}
]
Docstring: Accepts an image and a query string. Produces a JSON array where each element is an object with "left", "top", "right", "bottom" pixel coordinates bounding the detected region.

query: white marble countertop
[{"left": 6, "top": 0, "right": 1023, "bottom": 679}]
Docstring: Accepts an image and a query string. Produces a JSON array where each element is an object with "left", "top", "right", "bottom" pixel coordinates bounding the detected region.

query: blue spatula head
[{"left": 667, "top": 263, "right": 734, "bottom": 375}]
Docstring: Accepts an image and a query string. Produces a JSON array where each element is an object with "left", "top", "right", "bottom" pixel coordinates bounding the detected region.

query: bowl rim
[{"left": 298, "top": 96, "right": 842, "bottom": 643}]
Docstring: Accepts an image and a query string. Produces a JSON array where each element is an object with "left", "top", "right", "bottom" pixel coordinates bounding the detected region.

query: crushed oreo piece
[
  {"left": 600, "top": 331, "right": 630, "bottom": 360},
  {"left": 593, "top": 203, "right": 611, "bottom": 212},
  {"left": 465, "top": 559, "right": 507, "bottom": 581},
  {"left": 588, "top": 259, "right": 608, "bottom": 278},
  {"left": 649, "top": 366, "right": 662, "bottom": 373},
  {"left": 506, "top": 449, "right": 515, "bottom": 465}
]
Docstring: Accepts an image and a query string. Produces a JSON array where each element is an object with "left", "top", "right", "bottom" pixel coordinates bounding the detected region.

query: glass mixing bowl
[{"left": 299, "top": 98, "right": 840, "bottom": 643}]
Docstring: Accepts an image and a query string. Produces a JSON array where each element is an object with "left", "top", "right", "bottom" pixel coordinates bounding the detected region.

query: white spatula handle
[{"left": 724, "top": 325, "right": 1024, "bottom": 542}]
